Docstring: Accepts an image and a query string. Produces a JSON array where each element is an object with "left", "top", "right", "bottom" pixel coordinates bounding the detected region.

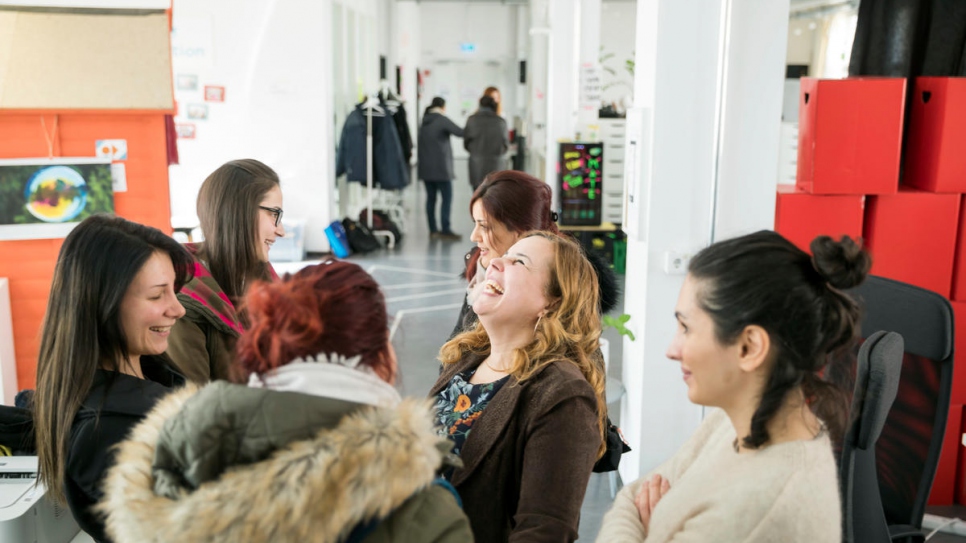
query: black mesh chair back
[
  {"left": 840, "top": 330, "right": 905, "bottom": 542},
  {"left": 845, "top": 275, "right": 954, "bottom": 542}
]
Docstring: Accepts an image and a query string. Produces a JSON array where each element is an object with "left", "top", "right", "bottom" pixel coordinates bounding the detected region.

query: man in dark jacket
[
  {"left": 418, "top": 97, "right": 464, "bottom": 240},
  {"left": 464, "top": 95, "right": 509, "bottom": 190}
]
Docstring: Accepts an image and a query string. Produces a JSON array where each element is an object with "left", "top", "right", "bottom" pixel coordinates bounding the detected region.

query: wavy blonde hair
[{"left": 439, "top": 231, "right": 607, "bottom": 458}]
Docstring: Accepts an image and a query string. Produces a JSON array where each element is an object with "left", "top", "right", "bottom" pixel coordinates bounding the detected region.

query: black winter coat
[
  {"left": 336, "top": 106, "right": 410, "bottom": 190},
  {"left": 418, "top": 111, "right": 464, "bottom": 181},
  {"left": 65, "top": 356, "right": 184, "bottom": 542}
]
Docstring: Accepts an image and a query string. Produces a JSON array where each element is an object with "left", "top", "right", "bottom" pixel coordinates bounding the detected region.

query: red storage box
[
  {"left": 957, "top": 408, "right": 966, "bottom": 505},
  {"left": 774, "top": 185, "right": 864, "bottom": 253},
  {"left": 952, "top": 302, "right": 966, "bottom": 405},
  {"left": 904, "top": 78, "right": 966, "bottom": 193},
  {"left": 931, "top": 404, "right": 963, "bottom": 505},
  {"left": 863, "top": 188, "right": 960, "bottom": 297},
  {"left": 950, "top": 195, "right": 966, "bottom": 301},
  {"left": 796, "top": 77, "right": 906, "bottom": 195}
]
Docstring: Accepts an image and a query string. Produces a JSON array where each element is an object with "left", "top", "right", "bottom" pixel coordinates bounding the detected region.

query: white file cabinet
[{"left": 599, "top": 119, "right": 627, "bottom": 225}]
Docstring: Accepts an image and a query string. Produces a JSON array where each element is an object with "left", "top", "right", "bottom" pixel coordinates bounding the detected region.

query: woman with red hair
[{"left": 98, "top": 261, "right": 471, "bottom": 543}]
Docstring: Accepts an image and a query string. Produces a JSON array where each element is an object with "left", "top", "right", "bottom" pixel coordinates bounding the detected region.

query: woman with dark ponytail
[{"left": 597, "top": 230, "right": 869, "bottom": 543}]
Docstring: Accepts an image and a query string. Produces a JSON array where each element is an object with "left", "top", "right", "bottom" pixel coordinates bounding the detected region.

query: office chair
[
  {"left": 844, "top": 276, "right": 955, "bottom": 542},
  {"left": 840, "top": 330, "right": 905, "bottom": 542}
]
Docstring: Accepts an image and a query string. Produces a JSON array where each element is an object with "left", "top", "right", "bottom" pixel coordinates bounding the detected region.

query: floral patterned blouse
[{"left": 434, "top": 369, "right": 510, "bottom": 457}]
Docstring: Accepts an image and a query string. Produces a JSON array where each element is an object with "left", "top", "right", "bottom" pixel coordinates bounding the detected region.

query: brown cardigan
[{"left": 429, "top": 353, "right": 601, "bottom": 543}]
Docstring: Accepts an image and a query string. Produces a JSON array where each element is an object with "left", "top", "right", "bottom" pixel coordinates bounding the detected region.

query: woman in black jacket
[
  {"left": 418, "top": 96, "right": 464, "bottom": 240},
  {"left": 33, "top": 215, "right": 193, "bottom": 542}
]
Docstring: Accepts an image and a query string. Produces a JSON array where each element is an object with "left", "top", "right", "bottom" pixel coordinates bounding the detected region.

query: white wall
[
  {"left": 418, "top": 1, "right": 522, "bottom": 140},
  {"left": 619, "top": 0, "right": 789, "bottom": 483},
  {"left": 600, "top": 1, "right": 637, "bottom": 109},
  {"left": 169, "top": 0, "right": 343, "bottom": 253}
]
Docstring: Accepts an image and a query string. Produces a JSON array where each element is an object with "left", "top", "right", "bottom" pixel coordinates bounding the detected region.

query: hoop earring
[{"left": 534, "top": 314, "right": 542, "bottom": 334}]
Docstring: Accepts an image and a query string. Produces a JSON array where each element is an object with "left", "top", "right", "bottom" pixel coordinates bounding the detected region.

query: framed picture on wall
[{"left": 0, "top": 158, "right": 114, "bottom": 241}]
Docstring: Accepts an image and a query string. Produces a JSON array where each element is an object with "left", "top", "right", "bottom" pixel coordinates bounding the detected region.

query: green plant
[{"left": 603, "top": 313, "right": 635, "bottom": 341}]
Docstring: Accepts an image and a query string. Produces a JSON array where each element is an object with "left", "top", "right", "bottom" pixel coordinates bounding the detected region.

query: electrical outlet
[{"left": 663, "top": 251, "right": 691, "bottom": 275}]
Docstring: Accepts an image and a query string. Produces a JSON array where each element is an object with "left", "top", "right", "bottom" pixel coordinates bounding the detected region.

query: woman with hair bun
[
  {"left": 99, "top": 260, "right": 471, "bottom": 543},
  {"left": 597, "top": 231, "right": 870, "bottom": 542}
]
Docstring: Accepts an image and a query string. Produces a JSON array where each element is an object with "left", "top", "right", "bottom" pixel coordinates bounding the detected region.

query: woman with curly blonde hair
[{"left": 430, "top": 231, "right": 606, "bottom": 543}]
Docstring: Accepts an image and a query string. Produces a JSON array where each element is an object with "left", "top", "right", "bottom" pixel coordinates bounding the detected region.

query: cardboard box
[
  {"left": 863, "top": 188, "right": 960, "bottom": 297},
  {"left": 774, "top": 185, "right": 865, "bottom": 253},
  {"left": 904, "top": 78, "right": 966, "bottom": 194},
  {"left": 931, "top": 404, "right": 963, "bottom": 505},
  {"left": 796, "top": 77, "right": 906, "bottom": 195}
]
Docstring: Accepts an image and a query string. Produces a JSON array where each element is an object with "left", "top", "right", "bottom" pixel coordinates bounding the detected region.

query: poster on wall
[
  {"left": 558, "top": 142, "right": 604, "bottom": 226},
  {"left": 0, "top": 158, "right": 114, "bottom": 241}
]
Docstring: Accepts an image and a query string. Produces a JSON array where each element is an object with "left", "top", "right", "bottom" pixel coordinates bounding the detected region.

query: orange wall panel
[{"left": 0, "top": 113, "right": 172, "bottom": 390}]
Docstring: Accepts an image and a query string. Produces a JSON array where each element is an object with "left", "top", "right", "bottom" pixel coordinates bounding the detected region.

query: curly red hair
[{"left": 235, "top": 260, "right": 395, "bottom": 383}]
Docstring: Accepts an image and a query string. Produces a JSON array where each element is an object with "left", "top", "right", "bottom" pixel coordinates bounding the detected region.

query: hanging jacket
[
  {"left": 98, "top": 359, "right": 471, "bottom": 543},
  {"left": 418, "top": 110, "right": 464, "bottom": 182},
  {"left": 336, "top": 105, "right": 410, "bottom": 190}
]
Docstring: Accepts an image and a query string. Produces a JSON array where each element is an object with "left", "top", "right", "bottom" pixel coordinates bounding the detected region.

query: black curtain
[{"left": 850, "top": 0, "right": 966, "bottom": 77}]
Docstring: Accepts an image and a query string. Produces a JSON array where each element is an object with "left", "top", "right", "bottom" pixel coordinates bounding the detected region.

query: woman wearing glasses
[{"left": 166, "top": 159, "right": 285, "bottom": 384}]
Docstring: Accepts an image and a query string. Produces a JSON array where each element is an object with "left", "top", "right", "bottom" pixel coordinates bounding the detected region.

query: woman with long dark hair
[
  {"left": 34, "top": 215, "right": 193, "bottom": 542},
  {"left": 166, "top": 158, "right": 285, "bottom": 383},
  {"left": 597, "top": 231, "right": 869, "bottom": 542}
]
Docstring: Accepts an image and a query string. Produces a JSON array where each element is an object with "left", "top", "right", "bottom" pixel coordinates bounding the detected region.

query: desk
[{"left": 558, "top": 221, "right": 619, "bottom": 233}]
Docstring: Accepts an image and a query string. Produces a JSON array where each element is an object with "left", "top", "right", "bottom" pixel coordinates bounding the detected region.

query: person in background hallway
[
  {"left": 99, "top": 260, "right": 472, "bottom": 543},
  {"left": 418, "top": 96, "right": 464, "bottom": 240},
  {"left": 596, "top": 231, "right": 867, "bottom": 542},
  {"left": 166, "top": 159, "right": 284, "bottom": 384},
  {"left": 431, "top": 232, "right": 606, "bottom": 542},
  {"left": 483, "top": 86, "right": 503, "bottom": 117},
  {"left": 34, "top": 215, "right": 193, "bottom": 543},
  {"left": 464, "top": 95, "right": 509, "bottom": 190}
]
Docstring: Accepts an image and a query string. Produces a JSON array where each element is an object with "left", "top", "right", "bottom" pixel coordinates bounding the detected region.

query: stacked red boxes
[
  {"left": 904, "top": 78, "right": 966, "bottom": 194},
  {"left": 796, "top": 77, "right": 905, "bottom": 195},
  {"left": 774, "top": 185, "right": 864, "bottom": 253},
  {"left": 776, "top": 75, "right": 966, "bottom": 505},
  {"left": 863, "top": 188, "right": 960, "bottom": 298}
]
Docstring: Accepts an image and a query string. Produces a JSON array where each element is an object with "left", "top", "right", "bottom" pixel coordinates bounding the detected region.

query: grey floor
[{"left": 280, "top": 158, "right": 966, "bottom": 541}]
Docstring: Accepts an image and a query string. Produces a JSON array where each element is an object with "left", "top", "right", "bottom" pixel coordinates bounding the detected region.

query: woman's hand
[{"left": 635, "top": 474, "right": 671, "bottom": 530}]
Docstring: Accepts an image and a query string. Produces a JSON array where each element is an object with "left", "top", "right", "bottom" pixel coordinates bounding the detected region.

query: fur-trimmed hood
[{"left": 98, "top": 383, "right": 456, "bottom": 542}]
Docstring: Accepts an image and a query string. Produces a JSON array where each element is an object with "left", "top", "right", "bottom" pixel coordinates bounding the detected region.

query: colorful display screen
[
  {"left": 0, "top": 159, "right": 114, "bottom": 240},
  {"left": 558, "top": 142, "right": 603, "bottom": 226}
]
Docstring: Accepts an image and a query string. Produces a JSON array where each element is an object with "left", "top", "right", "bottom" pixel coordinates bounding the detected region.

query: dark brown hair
[
  {"left": 196, "top": 159, "right": 279, "bottom": 302},
  {"left": 465, "top": 170, "right": 559, "bottom": 280},
  {"left": 688, "top": 230, "right": 871, "bottom": 449},
  {"left": 34, "top": 215, "right": 193, "bottom": 504},
  {"left": 236, "top": 260, "right": 395, "bottom": 384}
]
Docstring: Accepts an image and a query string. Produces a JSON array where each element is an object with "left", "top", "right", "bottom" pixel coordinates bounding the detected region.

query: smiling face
[
  {"left": 470, "top": 200, "right": 521, "bottom": 269},
  {"left": 119, "top": 251, "right": 186, "bottom": 364},
  {"left": 256, "top": 184, "right": 285, "bottom": 262},
  {"left": 472, "top": 235, "right": 553, "bottom": 327},
  {"left": 666, "top": 274, "right": 749, "bottom": 408}
]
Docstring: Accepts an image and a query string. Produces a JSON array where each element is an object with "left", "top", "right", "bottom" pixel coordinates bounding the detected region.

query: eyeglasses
[{"left": 259, "top": 206, "right": 283, "bottom": 227}]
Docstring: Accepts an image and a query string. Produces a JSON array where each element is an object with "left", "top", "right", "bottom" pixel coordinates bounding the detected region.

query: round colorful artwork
[{"left": 23, "top": 166, "right": 88, "bottom": 223}]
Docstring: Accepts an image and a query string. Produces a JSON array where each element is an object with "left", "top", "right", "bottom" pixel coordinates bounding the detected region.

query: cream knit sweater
[{"left": 596, "top": 409, "right": 841, "bottom": 542}]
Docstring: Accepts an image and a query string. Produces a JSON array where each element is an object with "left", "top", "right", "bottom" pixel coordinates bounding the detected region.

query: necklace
[{"left": 483, "top": 357, "right": 510, "bottom": 373}]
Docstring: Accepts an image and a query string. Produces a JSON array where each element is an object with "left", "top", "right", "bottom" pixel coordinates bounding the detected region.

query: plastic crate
[{"left": 269, "top": 218, "right": 307, "bottom": 263}]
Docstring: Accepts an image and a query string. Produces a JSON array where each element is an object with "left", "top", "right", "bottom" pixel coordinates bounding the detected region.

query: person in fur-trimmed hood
[{"left": 98, "top": 260, "right": 471, "bottom": 543}]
